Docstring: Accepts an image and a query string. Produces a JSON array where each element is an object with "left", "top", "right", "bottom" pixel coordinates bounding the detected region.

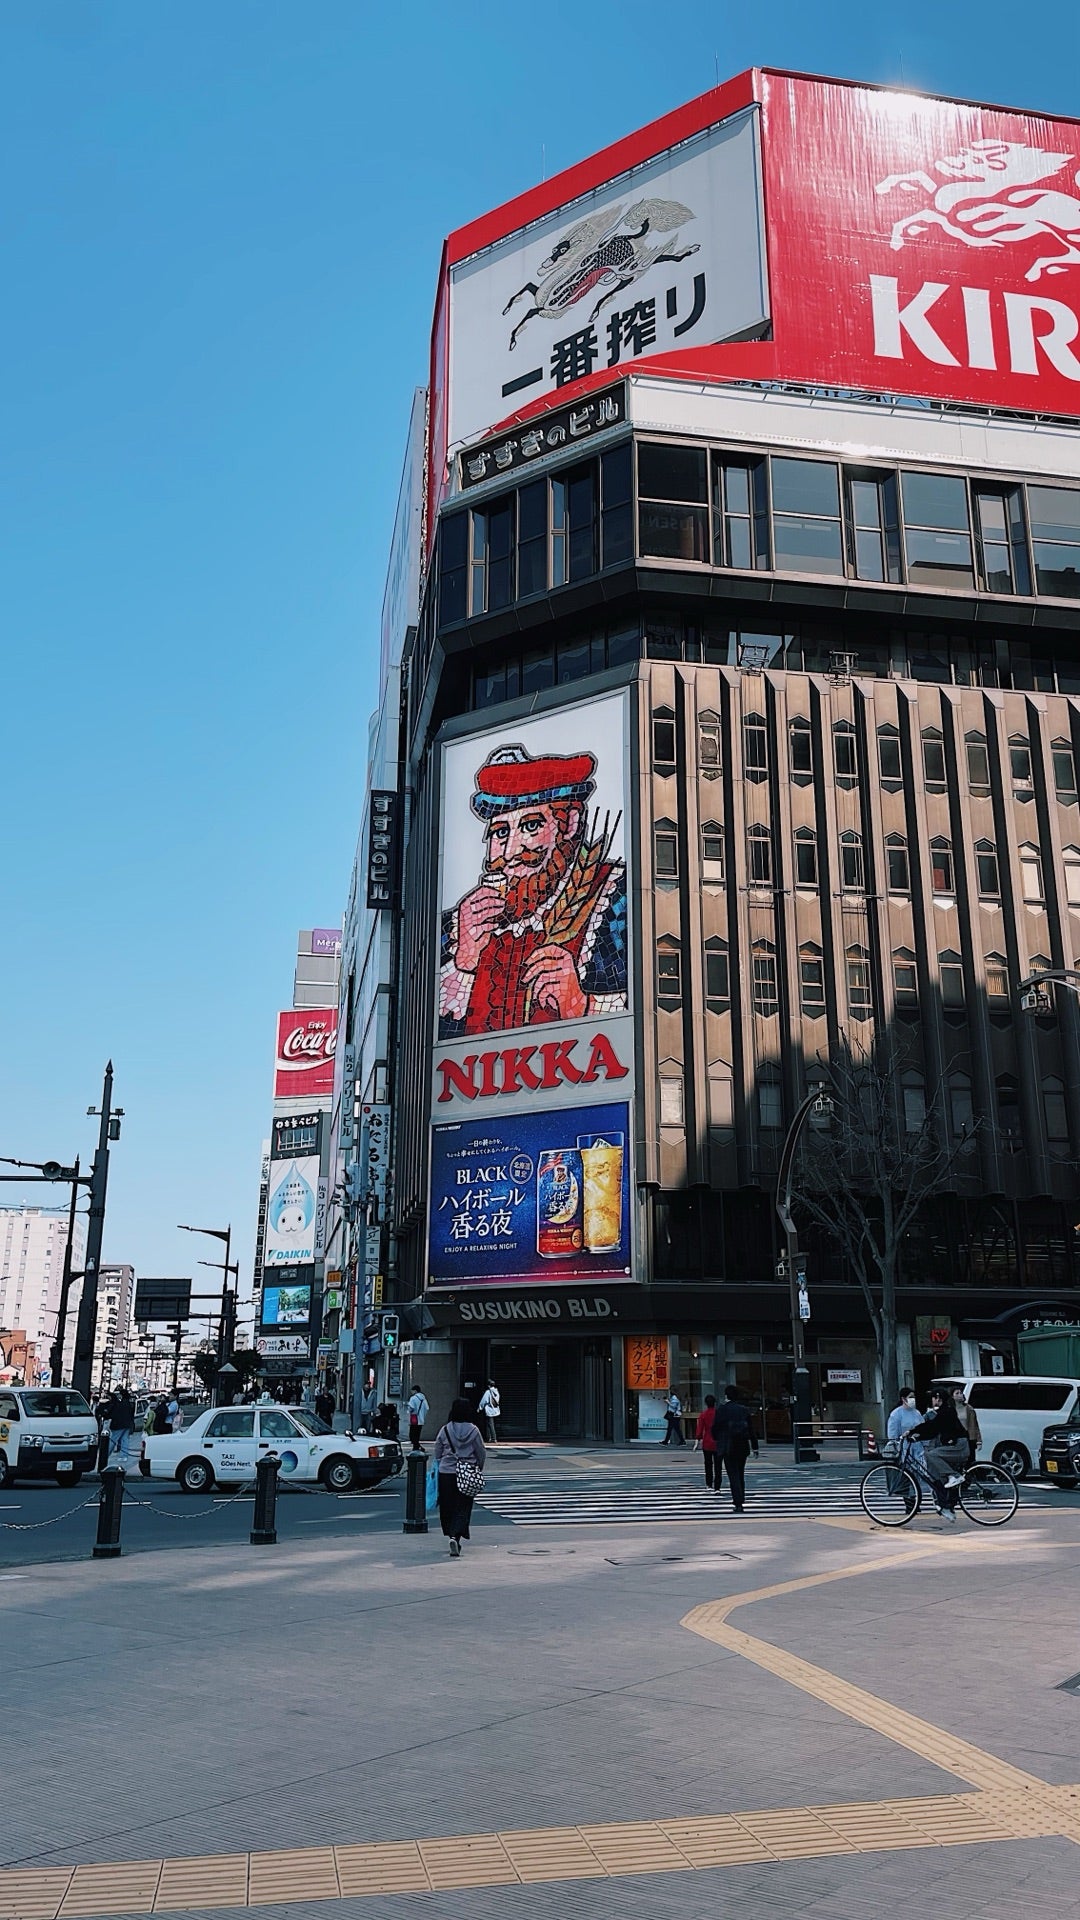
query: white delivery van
[
  {"left": 0, "top": 1386, "right": 99, "bottom": 1488},
  {"left": 933, "top": 1375, "right": 1080, "bottom": 1480}
]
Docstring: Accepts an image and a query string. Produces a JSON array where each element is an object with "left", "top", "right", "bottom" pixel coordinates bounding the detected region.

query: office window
[
  {"left": 704, "top": 938, "right": 730, "bottom": 1011},
  {"left": 950, "top": 1076, "right": 974, "bottom": 1140},
  {"left": 966, "top": 734, "right": 991, "bottom": 794},
  {"left": 653, "top": 707, "right": 676, "bottom": 769},
  {"left": 516, "top": 480, "right": 548, "bottom": 597},
  {"left": 654, "top": 820, "right": 678, "bottom": 879},
  {"left": 922, "top": 729, "right": 947, "bottom": 790},
  {"left": 886, "top": 834, "right": 910, "bottom": 893},
  {"left": 751, "top": 941, "right": 779, "bottom": 1017},
  {"left": 744, "top": 713, "right": 769, "bottom": 780},
  {"left": 1065, "top": 849, "right": 1080, "bottom": 906},
  {"left": 996, "top": 1075, "right": 1022, "bottom": 1150},
  {"left": 1053, "top": 741, "right": 1078, "bottom": 802},
  {"left": 800, "top": 945, "right": 826, "bottom": 1016},
  {"left": 840, "top": 830, "right": 864, "bottom": 891},
  {"left": 714, "top": 455, "right": 769, "bottom": 568},
  {"left": 1027, "top": 485, "right": 1080, "bottom": 599},
  {"left": 638, "top": 442, "right": 709, "bottom": 562},
  {"left": 747, "top": 824, "right": 772, "bottom": 885},
  {"left": 656, "top": 937, "right": 682, "bottom": 1006},
  {"left": 847, "top": 470, "right": 902, "bottom": 582},
  {"left": 471, "top": 496, "right": 514, "bottom": 614},
  {"left": 930, "top": 837, "right": 954, "bottom": 894},
  {"left": 834, "top": 723, "right": 858, "bottom": 783},
  {"left": 770, "top": 457, "right": 844, "bottom": 575},
  {"left": 985, "top": 953, "right": 1010, "bottom": 1002},
  {"left": 659, "top": 1075, "right": 685, "bottom": 1126},
  {"left": 846, "top": 947, "right": 873, "bottom": 1018},
  {"left": 878, "top": 728, "right": 902, "bottom": 783},
  {"left": 522, "top": 643, "right": 554, "bottom": 693},
  {"left": 939, "top": 949, "right": 965, "bottom": 1009},
  {"left": 973, "top": 487, "right": 1031, "bottom": 595},
  {"left": 1044, "top": 1078, "right": 1070, "bottom": 1145},
  {"left": 887, "top": 952, "right": 910, "bottom": 1013},
  {"left": 902, "top": 1074, "right": 927, "bottom": 1133},
  {"left": 794, "top": 827, "right": 818, "bottom": 886},
  {"left": 698, "top": 710, "right": 722, "bottom": 778},
  {"left": 438, "top": 510, "right": 468, "bottom": 625},
  {"left": 901, "top": 471, "right": 975, "bottom": 589},
  {"left": 701, "top": 821, "right": 725, "bottom": 878},
  {"left": 975, "top": 841, "right": 1000, "bottom": 898},
  {"left": 789, "top": 716, "right": 813, "bottom": 778},
  {"left": 1009, "top": 736, "right": 1033, "bottom": 794},
  {"left": 600, "top": 444, "right": 633, "bottom": 568},
  {"left": 758, "top": 1078, "right": 784, "bottom": 1129},
  {"left": 552, "top": 464, "right": 598, "bottom": 585},
  {"left": 1019, "top": 844, "right": 1044, "bottom": 902}
]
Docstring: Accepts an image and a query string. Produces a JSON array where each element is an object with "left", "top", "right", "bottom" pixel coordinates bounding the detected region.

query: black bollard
[
  {"left": 250, "top": 1452, "right": 279, "bottom": 1545},
  {"left": 93, "top": 1464, "right": 125, "bottom": 1559},
  {"left": 403, "top": 1450, "right": 429, "bottom": 1534}
]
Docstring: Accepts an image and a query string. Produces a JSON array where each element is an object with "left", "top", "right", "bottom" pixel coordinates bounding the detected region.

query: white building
[
  {"left": 0, "top": 1205, "right": 88, "bottom": 1381},
  {"left": 93, "top": 1264, "right": 135, "bottom": 1389}
]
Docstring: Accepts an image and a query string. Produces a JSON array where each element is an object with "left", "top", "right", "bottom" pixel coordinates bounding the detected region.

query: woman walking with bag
[{"left": 433, "top": 1398, "right": 486, "bottom": 1557}]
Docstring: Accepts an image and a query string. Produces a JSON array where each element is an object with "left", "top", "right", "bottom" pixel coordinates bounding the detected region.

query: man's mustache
[{"left": 485, "top": 850, "right": 547, "bottom": 873}]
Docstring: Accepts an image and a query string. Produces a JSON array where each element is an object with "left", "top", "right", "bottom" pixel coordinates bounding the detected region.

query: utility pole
[
  {"left": 72, "top": 1064, "right": 123, "bottom": 1399},
  {"left": 50, "top": 1156, "right": 81, "bottom": 1386}
]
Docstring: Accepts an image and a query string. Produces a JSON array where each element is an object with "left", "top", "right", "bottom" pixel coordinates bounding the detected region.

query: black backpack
[{"left": 722, "top": 1400, "right": 751, "bottom": 1440}]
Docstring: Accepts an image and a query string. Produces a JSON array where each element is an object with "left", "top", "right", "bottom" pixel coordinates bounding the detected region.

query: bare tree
[{"left": 790, "top": 1049, "right": 978, "bottom": 1418}]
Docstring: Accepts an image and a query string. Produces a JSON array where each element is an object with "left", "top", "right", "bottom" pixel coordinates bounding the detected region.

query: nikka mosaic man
[{"left": 438, "top": 693, "right": 629, "bottom": 1041}]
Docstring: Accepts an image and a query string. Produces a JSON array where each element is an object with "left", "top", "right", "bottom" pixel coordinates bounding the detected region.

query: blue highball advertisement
[{"left": 429, "top": 1103, "right": 631, "bottom": 1287}]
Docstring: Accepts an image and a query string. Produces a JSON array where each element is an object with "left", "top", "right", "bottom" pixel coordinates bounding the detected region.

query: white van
[
  {"left": 0, "top": 1386, "right": 99, "bottom": 1488},
  {"left": 933, "top": 1375, "right": 1080, "bottom": 1480}
]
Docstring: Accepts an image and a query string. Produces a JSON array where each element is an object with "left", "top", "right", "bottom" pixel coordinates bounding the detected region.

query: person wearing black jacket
[
  {"left": 711, "top": 1386, "right": 760, "bottom": 1512},
  {"left": 910, "top": 1389, "right": 969, "bottom": 1522}
]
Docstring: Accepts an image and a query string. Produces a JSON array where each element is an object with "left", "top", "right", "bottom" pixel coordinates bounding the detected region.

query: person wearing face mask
[
  {"left": 886, "top": 1388, "right": 924, "bottom": 1452},
  {"left": 909, "top": 1387, "right": 970, "bottom": 1522}
]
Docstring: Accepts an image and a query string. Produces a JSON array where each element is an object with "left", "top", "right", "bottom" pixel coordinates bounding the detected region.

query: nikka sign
[
  {"left": 758, "top": 73, "right": 1080, "bottom": 417},
  {"left": 433, "top": 1015, "right": 632, "bottom": 1120}
]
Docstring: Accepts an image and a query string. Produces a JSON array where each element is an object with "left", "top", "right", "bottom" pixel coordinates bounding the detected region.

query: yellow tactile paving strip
[{"left": 5, "top": 1538, "right": 1080, "bottom": 1917}]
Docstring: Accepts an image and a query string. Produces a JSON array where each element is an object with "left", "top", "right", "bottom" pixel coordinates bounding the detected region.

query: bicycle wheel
[
  {"left": 958, "top": 1464, "right": 1018, "bottom": 1526},
  {"left": 860, "top": 1464, "right": 920, "bottom": 1526}
]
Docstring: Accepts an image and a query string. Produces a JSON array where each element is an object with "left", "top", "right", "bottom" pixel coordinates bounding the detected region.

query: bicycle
[{"left": 860, "top": 1436, "right": 1018, "bottom": 1528}]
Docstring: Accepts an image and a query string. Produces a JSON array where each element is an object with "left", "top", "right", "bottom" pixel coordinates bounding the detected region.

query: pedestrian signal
[{"left": 382, "top": 1312, "right": 399, "bottom": 1350}]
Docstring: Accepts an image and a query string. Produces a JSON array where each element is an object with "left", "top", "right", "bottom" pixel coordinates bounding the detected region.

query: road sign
[{"left": 134, "top": 1277, "right": 192, "bottom": 1323}]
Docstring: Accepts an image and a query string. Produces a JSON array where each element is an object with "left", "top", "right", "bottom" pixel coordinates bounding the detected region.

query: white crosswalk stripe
[{"left": 479, "top": 1483, "right": 1060, "bottom": 1526}]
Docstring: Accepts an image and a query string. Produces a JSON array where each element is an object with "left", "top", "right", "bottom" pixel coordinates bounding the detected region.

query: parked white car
[
  {"left": 933, "top": 1374, "right": 1080, "bottom": 1480},
  {"left": 0, "top": 1387, "right": 99, "bottom": 1488},
  {"left": 139, "top": 1404, "right": 403, "bottom": 1494}
]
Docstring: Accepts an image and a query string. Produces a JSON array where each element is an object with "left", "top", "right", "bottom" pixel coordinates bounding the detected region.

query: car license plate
[
  {"left": 57, "top": 1459, "right": 74, "bottom": 1472},
  {"left": 1047, "top": 1459, "right": 1058, "bottom": 1472}
]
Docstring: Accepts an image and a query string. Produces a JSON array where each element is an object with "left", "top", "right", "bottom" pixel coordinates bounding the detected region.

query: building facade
[
  {"left": 0, "top": 1205, "right": 88, "bottom": 1384},
  {"left": 349, "top": 69, "right": 1080, "bottom": 1440}
]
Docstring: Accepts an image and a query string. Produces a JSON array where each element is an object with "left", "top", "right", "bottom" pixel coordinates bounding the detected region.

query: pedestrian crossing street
[{"left": 478, "top": 1478, "right": 1064, "bottom": 1527}]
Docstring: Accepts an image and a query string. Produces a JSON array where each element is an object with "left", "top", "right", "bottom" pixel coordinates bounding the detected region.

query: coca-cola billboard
[{"left": 273, "top": 1010, "right": 338, "bottom": 1100}]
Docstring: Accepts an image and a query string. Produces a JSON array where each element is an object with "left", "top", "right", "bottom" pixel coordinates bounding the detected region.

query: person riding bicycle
[{"left": 909, "top": 1388, "right": 969, "bottom": 1523}]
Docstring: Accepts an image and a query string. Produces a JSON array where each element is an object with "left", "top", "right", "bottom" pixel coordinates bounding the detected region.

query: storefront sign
[
  {"left": 255, "top": 1335, "right": 310, "bottom": 1357},
  {"left": 916, "top": 1316, "right": 952, "bottom": 1354},
  {"left": 366, "top": 791, "right": 401, "bottom": 909},
  {"left": 429, "top": 1103, "right": 631, "bottom": 1287},
  {"left": 459, "top": 1294, "right": 618, "bottom": 1323},
  {"left": 459, "top": 385, "right": 625, "bottom": 487},
  {"left": 826, "top": 1368, "right": 862, "bottom": 1385},
  {"left": 625, "top": 1334, "right": 669, "bottom": 1391}
]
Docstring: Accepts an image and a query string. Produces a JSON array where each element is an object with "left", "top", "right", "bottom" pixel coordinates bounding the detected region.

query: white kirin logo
[
  {"left": 876, "top": 139, "right": 1080, "bottom": 282},
  {"left": 278, "top": 1024, "right": 336, "bottom": 1069}
]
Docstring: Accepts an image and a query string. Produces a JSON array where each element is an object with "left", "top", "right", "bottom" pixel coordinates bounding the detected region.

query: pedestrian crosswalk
[{"left": 478, "top": 1480, "right": 1063, "bottom": 1527}]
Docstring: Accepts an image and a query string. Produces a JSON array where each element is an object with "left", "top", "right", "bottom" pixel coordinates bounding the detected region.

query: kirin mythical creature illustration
[{"left": 502, "top": 197, "right": 699, "bottom": 349}]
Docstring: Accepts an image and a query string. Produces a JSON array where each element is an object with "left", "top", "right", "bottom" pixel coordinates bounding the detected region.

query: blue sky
[{"left": 2, "top": 1, "right": 1077, "bottom": 1314}]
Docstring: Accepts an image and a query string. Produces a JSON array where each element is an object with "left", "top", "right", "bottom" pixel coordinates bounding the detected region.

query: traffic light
[{"left": 382, "top": 1312, "right": 399, "bottom": 1351}]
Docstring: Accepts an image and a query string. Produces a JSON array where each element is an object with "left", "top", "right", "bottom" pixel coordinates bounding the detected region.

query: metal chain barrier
[
  {"left": 120, "top": 1476, "right": 258, "bottom": 1519},
  {"left": 0, "top": 1493, "right": 101, "bottom": 1532}
]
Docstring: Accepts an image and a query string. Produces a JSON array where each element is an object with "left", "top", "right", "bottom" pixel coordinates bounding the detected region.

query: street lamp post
[
  {"left": 73, "top": 1063, "right": 124, "bottom": 1398},
  {"left": 1018, "top": 965, "right": 1080, "bottom": 1012},
  {"left": 775, "top": 1082, "right": 833, "bottom": 1458},
  {"left": 177, "top": 1225, "right": 238, "bottom": 1401}
]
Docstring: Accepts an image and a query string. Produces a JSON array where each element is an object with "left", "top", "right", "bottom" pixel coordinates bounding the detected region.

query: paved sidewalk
[{"left": 3, "top": 1499, "right": 1080, "bottom": 1918}]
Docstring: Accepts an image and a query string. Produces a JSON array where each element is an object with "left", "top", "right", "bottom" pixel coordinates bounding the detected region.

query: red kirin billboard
[
  {"left": 273, "top": 1010, "right": 338, "bottom": 1100},
  {"left": 429, "top": 69, "right": 1080, "bottom": 530}
]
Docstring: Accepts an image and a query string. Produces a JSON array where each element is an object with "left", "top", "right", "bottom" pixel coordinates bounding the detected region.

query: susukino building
[{"left": 328, "top": 69, "right": 1080, "bottom": 1444}]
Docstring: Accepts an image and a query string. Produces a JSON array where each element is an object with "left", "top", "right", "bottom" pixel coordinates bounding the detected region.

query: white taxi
[{"left": 139, "top": 1404, "right": 403, "bottom": 1494}]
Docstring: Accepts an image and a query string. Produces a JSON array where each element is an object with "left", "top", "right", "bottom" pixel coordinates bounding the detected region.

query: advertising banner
[
  {"left": 274, "top": 1010, "right": 338, "bottom": 1099},
  {"left": 256, "top": 1334, "right": 310, "bottom": 1357},
  {"left": 759, "top": 73, "right": 1080, "bottom": 420},
  {"left": 437, "top": 689, "right": 631, "bottom": 1065},
  {"left": 260, "top": 1286, "right": 312, "bottom": 1330},
  {"left": 264, "top": 1155, "right": 321, "bottom": 1267},
  {"left": 434, "top": 1014, "right": 632, "bottom": 1120},
  {"left": 428, "top": 1102, "right": 631, "bottom": 1287},
  {"left": 448, "top": 106, "right": 767, "bottom": 452},
  {"left": 625, "top": 1334, "right": 669, "bottom": 1391}
]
